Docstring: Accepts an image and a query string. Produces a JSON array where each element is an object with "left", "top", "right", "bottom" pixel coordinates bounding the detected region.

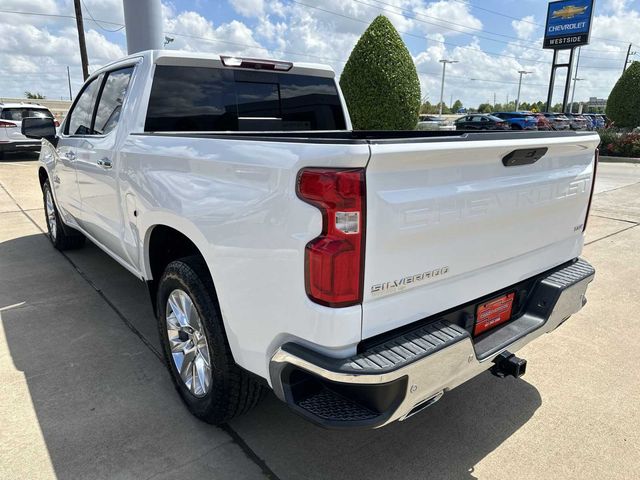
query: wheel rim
[
  {"left": 45, "top": 188, "right": 57, "bottom": 241},
  {"left": 165, "top": 289, "right": 212, "bottom": 397}
]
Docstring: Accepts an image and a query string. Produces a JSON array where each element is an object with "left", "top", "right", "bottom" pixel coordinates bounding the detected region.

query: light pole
[
  {"left": 66, "top": 66, "right": 72, "bottom": 101},
  {"left": 569, "top": 78, "right": 584, "bottom": 113},
  {"left": 439, "top": 59, "right": 458, "bottom": 116},
  {"left": 515, "top": 70, "right": 532, "bottom": 111},
  {"left": 623, "top": 43, "right": 636, "bottom": 73},
  {"left": 568, "top": 47, "right": 582, "bottom": 113}
]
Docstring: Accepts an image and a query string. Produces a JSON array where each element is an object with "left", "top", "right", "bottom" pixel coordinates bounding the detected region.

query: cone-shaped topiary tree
[
  {"left": 340, "top": 15, "right": 421, "bottom": 130},
  {"left": 606, "top": 61, "right": 640, "bottom": 128}
]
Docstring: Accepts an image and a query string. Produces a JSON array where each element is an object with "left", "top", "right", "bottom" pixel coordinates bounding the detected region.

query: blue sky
[{"left": 1, "top": 0, "right": 638, "bottom": 107}]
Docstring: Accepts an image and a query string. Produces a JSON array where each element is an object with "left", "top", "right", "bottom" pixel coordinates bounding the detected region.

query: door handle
[
  {"left": 97, "top": 157, "right": 113, "bottom": 169},
  {"left": 64, "top": 151, "right": 76, "bottom": 161}
]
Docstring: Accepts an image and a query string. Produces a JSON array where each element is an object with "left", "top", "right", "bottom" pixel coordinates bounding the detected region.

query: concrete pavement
[{"left": 1, "top": 153, "right": 639, "bottom": 479}]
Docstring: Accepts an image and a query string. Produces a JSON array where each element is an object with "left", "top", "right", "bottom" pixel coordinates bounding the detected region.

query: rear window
[
  {"left": 145, "top": 65, "right": 346, "bottom": 132},
  {"left": 0, "top": 108, "right": 52, "bottom": 121}
]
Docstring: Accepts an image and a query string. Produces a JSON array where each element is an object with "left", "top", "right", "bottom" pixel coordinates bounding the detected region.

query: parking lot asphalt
[{"left": 1, "top": 153, "right": 639, "bottom": 480}]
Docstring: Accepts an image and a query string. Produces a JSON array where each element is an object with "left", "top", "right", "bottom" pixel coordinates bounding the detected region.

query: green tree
[
  {"left": 436, "top": 102, "right": 451, "bottom": 114},
  {"left": 606, "top": 61, "right": 640, "bottom": 128},
  {"left": 478, "top": 103, "right": 493, "bottom": 113},
  {"left": 533, "top": 101, "right": 545, "bottom": 112},
  {"left": 340, "top": 15, "right": 421, "bottom": 130},
  {"left": 451, "top": 99, "right": 463, "bottom": 113},
  {"left": 420, "top": 101, "right": 437, "bottom": 114},
  {"left": 25, "top": 91, "right": 45, "bottom": 99}
]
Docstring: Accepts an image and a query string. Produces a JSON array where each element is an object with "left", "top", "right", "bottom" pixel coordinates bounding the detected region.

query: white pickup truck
[{"left": 24, "top": 50, "right": 598, "bottom": 429}]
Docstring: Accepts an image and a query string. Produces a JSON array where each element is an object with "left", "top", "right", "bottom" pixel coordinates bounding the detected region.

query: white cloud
[
  {"left": 77, "top": 0, "right": 125, "bottom": 26},
  {"left": 0, "top": 0, "right": 60, "bottom": 27},
  {"left": 164, "top": 11, "right": 264, "bottom": 56},
  {"left": 511, "top": 15, "right": 537, "bottom": 40},
  {"left": 605, "top": 0, "right": 631, "bottom": 15},
  {"left": 84, "top": 29, "right": 126, "bottom": 63},
  {"left": 413, "top": 0, "right": 483, "bottom": 37},
  {"left": 229, "top": 0, "right": 265, "bottom": 18}
]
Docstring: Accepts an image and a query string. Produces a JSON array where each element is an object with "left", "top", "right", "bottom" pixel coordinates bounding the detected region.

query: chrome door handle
[
  {"left": 64, "top": 151, "right": 76, "bottom": 161},
  {"left": 97, "top": 157, "right": 113, "bottom": 169}
]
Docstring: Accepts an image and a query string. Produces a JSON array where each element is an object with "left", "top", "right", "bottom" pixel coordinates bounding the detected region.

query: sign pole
[
  {"left": 562, "top": 48, "right": 576, "bottom": 112},
  {"left": 546, "top": 49, "right": 558, "bottom": 112},
  {"left": 543, "top": 0, "right": 594, "bottom": 112}
]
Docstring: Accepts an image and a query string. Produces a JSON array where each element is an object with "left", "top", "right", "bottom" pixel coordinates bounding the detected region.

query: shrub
[
  {"left": 597, "top": 128, "right": 640, "bottom": 157},
  {"left": 596, "top": 127, "right": 619, "bottom": 153},
  {"left": 339, "top": 15, "right": 421, "bottom": 130},
  {"left": 606, "top": 61, "right": 640, "bottom": 128}
]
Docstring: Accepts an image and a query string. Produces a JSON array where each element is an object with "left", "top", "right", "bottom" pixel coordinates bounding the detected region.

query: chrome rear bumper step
[{"left": 270, "top": 258, "right": 595, "bottom": 429}]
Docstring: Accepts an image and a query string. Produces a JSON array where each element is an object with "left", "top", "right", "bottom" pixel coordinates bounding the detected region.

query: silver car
[
  {"left": 417, "top": 114, "right": 456, "bottom": 131},
  {"left": 0, "top": 103, "right": 56, "bottom": 159}
]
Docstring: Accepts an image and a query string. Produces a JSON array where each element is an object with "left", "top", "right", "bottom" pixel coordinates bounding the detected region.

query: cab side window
[
  {"left": 65, "top": 75, "right": 103, "bottom": 136},
  {"left": 94, "top": 67, "right": 134, "bottom": 135}
]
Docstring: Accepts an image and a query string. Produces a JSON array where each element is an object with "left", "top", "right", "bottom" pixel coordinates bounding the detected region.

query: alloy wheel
[
  {"left": 45, "top": 188, "right": 57, "bottom": 241},
  {"left": 165, "top": 289, "right": 212, "bottom": 397}
]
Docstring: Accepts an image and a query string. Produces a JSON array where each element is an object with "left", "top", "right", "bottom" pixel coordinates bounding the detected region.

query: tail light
[
  {"left": 583, "top": 148, "right": 598, "bottom": 232},
  {"left": 0, "top": 121, "right": 16, "bottom": 128},
  {"left": 297, "top": 168, "right": 365, "bottom": 307}
]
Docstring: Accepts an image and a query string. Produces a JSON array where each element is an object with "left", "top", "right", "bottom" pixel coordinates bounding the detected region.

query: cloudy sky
[{"left": 0, "top": 0, "right": 637, "bottom": 107}]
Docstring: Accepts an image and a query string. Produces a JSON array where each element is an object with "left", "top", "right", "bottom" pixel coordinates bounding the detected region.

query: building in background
[{"left": 586, "top": 96, "right": 607, "bottom": 113}]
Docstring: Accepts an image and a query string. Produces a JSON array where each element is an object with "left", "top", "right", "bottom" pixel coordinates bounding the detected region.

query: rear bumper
[{"left": 270, "top": 259, "right": 595, "bottom": 429}]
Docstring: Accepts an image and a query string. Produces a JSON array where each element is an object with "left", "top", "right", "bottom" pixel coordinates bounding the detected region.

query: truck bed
[
  {"left": 135, "top": 129, "right": 593, "bottom": 144},
  {"left": 131, "top": 128, "right": 599, "bottom": 342}
]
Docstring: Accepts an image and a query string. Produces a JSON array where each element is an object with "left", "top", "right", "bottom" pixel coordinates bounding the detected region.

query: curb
[{"left": 598, "top": 155, "right": 640, "bottom": 164}]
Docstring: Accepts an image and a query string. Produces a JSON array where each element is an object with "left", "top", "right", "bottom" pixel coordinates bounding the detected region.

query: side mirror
[{"left": 21, "top": 117, "right": 57, "bottom": 142}]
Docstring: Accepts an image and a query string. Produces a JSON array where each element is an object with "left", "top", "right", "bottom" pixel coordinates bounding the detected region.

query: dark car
[
  {"left": 533, "top": 113, "right": 553, "bottom": 131},
  {"left": 454, "top": 114, "right": 509, "bottom": 130},
  {"left": 492, "top": 112, "right": 538, "bottom": 130},
  {"left": 542, "top": 113, "right": 570, "bottom": 130},
  {"left": 563, "top": 113, "right": 589, "bottom": 130}
]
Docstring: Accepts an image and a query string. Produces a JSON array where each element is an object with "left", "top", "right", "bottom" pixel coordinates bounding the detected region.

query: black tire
[
  {"left": 511, "top": 123, "right": 523, "bottom": 130},
  {"left": 156, "top": 256, "right": 265, "bottom": 424},
  {"left": 42, "top": 180, "right": 86, "bottom": 250}
]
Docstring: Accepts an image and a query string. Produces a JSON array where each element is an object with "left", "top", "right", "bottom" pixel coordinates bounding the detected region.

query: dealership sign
[{"left": 543, "top": 0, "right": 594, "bottom": 49}]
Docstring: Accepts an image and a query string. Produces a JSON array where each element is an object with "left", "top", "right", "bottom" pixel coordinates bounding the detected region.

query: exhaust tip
[
  {"left": 400, "top": 391, "right": 444, "bottom": 421},
  {"left": 491, "top": 351, "right": 527, "bottom": 378}
]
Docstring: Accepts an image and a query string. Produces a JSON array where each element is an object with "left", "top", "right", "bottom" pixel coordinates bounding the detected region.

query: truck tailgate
[{"left": 362, "top": 133, "right": 599, "bottom": 339}]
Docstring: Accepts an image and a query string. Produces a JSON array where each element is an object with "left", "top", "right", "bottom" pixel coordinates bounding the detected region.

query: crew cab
[{"left": 24, "top": 50, "right": 598, "bottom": 429}]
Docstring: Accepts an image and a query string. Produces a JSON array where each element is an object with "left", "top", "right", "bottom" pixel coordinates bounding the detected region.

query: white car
[
  {"left": 0, "top": 103, "right": 56, "bottom": 159},
  {"left": 417, "top": 114, "right": 456, "bottom": 131},
  {"left": 25, "top": 50, "right": 598, "bottom": 429}
]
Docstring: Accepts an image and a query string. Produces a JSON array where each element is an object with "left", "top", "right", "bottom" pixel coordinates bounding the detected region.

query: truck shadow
[
  {"left": 0, "top": 233, "right": 541, "bottom": 480},
  {"left": 233, "top": 373, "right": 541, "bottom": 480}
]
